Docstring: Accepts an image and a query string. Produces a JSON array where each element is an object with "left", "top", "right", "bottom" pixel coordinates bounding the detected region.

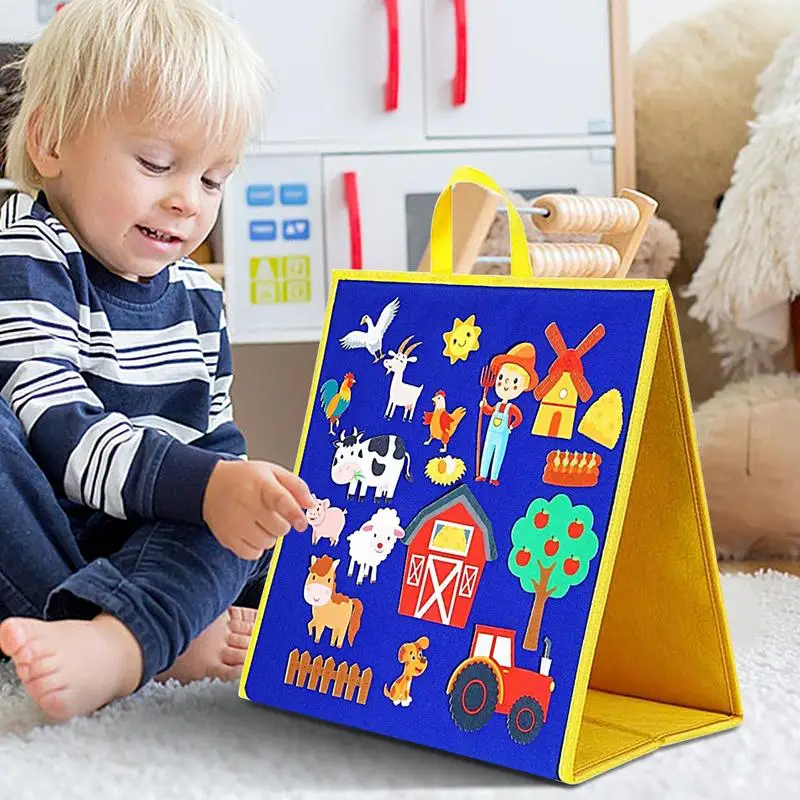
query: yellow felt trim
[
  {"left": 332, "top": 268, "right": 667, "bottom": 293},
  {"left": 557, "top": 291, "right": 743, "bottom": 784},
  {"left": 429, "top": 166, "right": 533, "bottom": 280}
]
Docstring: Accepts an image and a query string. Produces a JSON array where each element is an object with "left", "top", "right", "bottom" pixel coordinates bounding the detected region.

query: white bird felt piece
[{"left": 339, "top": 297, "right": 400, "bottom": 363}]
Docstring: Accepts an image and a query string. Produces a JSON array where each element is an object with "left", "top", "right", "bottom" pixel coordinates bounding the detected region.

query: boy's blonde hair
[
  {"left": 5, "top": 0, "right": 269, "bottom": 196},
  {"left": 498, "top": 363, "right": 531, "bottom": 389}
]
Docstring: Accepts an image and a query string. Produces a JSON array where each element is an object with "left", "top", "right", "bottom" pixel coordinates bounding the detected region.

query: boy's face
[
  {"left": 495, "top": 364, "right": 529, "bottom": 401},
  {"left": 34, "top": 107, "right": 239, "bottom": 280}
]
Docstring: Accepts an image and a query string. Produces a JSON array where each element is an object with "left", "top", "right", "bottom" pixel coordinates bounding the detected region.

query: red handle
[
  {"left": 384, "top": 0, "right": 399, "bottom": 112},
  {"left": 452, "top": 0, "right": 467, "bottom": 106},
  {"left": 343, "top": 172, "right": 363, "bottom": 271}
]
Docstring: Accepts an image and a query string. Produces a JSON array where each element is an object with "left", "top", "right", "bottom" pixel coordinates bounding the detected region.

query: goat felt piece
[{"left": 240, "top": 168, "right": 742, "bottom": 785}]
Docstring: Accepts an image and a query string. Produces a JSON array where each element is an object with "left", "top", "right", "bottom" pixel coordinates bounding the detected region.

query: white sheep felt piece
[{"left": 346, "top": 508, "right": 405, "bottom": 586}]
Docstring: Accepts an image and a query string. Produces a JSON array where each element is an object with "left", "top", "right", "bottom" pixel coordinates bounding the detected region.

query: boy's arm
[
  {"left": 0, "top": 252, "right": 223, "bottom": 525},
  {"left": 176, "top": 305, "right": 247, "bottom": 460}
]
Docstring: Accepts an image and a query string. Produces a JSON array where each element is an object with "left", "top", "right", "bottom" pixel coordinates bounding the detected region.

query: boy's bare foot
[
  {"left": 0, "top": 614, "right": 143, "bottom": 722},
  {"left": 156, "top": 606, "right": 257, "bottom": 685}
]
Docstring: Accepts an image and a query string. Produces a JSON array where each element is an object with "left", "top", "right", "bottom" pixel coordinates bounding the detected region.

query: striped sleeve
[
  {"left": 167, "top": 265, "right": 246, "bottom": 461},
  {"left": 203, "top": 306, "right": 246, "bottom": 457},
  {"left": 150, "top": 300, "right": 247, "bottom": 519},
  {"left": 0, "top": 245, "right": 222, "bottom": 524}
]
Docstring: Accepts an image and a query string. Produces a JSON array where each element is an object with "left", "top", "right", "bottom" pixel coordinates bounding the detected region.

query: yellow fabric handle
[{"left": 429, "top": 165, "right": 533, "bottom": 279}]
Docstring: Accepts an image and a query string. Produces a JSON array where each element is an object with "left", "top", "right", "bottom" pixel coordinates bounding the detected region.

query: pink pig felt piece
[{"left": 305, "top": 495, "right": 348, "bottom": 546}]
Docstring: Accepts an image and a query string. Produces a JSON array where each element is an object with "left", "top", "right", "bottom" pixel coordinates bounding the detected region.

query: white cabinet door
[
  {"left": 322, "top": 147, "right": 614, "bottom": 276},
  {"left": 222, "top": 154, "right": 327, "bottom": 343},
  {"left": 225, "top": 0, "right": 424, "bottom": 144},
  {"left": 0, "top": 0, "right": 48, "bottom": 39},
  {"left": 423, "top": 0, "right": 613, "bottom": 139}
]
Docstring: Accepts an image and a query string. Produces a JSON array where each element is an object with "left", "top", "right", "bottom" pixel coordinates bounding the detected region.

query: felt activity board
[{"left": 240, "top": 168, "right": 743, "bottom": 785}]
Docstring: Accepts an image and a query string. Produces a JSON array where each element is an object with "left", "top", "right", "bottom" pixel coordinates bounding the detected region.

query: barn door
[{"left": 414, "top": 555, "right": 462, "bottom": 625}]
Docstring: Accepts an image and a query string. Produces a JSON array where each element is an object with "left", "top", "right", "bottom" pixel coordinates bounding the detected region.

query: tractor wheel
[
  {"left": 506, "top": 695, "right": 544, "bottom": 745},
  {"left": 448, "top": 662, "right": 499, "bottom": 732}
]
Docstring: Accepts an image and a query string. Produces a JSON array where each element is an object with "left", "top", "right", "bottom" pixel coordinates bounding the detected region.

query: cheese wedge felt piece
[{"left": 578, "top": 389, "right": 623, "bottom": 449}]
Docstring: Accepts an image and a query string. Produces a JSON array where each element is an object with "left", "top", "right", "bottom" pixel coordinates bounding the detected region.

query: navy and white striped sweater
[{"left": 0, "top": 191, "right": 245, "bottom": 526}]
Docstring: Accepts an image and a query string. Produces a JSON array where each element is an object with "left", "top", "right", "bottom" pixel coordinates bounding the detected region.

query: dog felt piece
[{"left": 383, "top": 636, "right": 430, "bottom": 707}]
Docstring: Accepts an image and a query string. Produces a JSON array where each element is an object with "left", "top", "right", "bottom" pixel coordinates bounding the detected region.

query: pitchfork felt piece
[{"left": 240, "top": 167, "right": 742, "bottom": 786}]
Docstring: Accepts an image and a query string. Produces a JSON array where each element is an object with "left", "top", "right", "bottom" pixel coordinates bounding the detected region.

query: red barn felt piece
[{"left": 397, "top": 484, "right": 496, "bottom": 629}]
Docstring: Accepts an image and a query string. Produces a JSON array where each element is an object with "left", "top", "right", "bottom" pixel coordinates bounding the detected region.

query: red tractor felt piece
[{"left": 445, "top": 624, "right": 555, "bottom": 745}]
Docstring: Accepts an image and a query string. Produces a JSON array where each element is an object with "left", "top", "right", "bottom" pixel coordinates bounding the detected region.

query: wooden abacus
[{"left": 417, "top": 182, "right": 657, "bottom": 280}]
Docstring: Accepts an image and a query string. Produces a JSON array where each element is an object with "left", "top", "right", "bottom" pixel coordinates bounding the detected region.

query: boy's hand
[{"left": 203, "top": 460, "right": 313, "bottom": 560}]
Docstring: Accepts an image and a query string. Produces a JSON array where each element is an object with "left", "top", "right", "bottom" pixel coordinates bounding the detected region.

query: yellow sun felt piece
[{"left": 442, "top": 314, "right": 482, "bottom": 364}]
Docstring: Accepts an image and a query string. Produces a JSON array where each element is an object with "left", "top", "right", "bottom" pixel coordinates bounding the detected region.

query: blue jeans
[
  {"left": 479, "top": 427, "right": 510, "bottom": 481},
  {"left": 0, "top": 398, "right": 272, "bottom": 688}
]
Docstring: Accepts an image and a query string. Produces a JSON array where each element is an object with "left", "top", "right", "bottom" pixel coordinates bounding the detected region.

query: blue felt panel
[{"left": 244, "top": 277, "right": 655, "bottom": 781}]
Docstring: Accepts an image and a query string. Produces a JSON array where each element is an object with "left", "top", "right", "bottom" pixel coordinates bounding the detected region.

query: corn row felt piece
[
  {"left": 529, "top": 242, "right": 621, "bottom": 278},
  {"left": 542, "top": 449, "right": 602, "bottom": 488},
  {"left": 531, "top": 194, "right": 640, "bottom": 235}
]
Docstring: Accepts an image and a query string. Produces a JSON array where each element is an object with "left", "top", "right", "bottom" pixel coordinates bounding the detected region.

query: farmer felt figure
[{"left": 476, "top": 343, "right": 539, "bottom": 485}]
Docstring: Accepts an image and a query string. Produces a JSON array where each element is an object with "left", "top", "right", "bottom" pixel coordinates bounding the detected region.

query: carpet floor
[{"left": 0, "top": 570, "right": 796, "bottom": 799}]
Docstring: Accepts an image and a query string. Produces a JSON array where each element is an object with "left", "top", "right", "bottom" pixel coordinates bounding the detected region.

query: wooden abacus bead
[
  {"left": 529, "top": 243, "right": 620, "bottom": 278},
  {"left": 531, "top": 194, "right": 640, "bottom": 235}
]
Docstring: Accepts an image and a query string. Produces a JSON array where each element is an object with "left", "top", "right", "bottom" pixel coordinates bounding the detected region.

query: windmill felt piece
[{"left": 240, "top": 167, "right": 743, "bottom": 785}]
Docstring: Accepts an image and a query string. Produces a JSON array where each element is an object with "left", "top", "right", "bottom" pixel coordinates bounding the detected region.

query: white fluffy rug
[{"left": 0, "top": 571, "right": 797, "bottom": 799}]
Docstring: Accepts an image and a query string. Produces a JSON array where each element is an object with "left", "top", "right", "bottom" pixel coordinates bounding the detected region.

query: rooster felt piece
[
  {"left": 319, "top": 372, "right": 356, "bottom": 435},
  {"left": 423, "top": 390, "right": 466, "bottom": 452}
]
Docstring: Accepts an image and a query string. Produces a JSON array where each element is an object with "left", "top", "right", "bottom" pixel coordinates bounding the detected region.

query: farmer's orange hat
[{"left": 490, "top": 342, "right": 539, "bottom": 390}]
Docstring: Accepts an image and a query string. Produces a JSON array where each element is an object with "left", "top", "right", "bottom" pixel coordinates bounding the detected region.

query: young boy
[{"left": 0, "top": 0, "right": 313, "bottom": 722}]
